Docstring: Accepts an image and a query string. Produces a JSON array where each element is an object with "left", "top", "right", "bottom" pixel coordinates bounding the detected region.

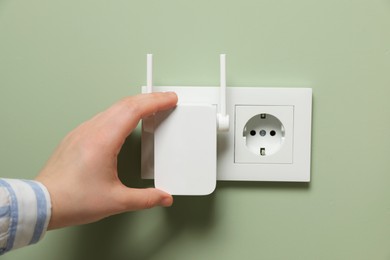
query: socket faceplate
[
  {"left": 235, "top": 105, "right": 294, "bottom": 164},
  {"left": 141, "top": 86, "right": 312, "bottom": 182}
]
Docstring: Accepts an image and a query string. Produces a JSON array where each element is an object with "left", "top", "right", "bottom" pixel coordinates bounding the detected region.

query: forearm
[{"left": 0, "top": 179, "right": 51, "bottom": 255}]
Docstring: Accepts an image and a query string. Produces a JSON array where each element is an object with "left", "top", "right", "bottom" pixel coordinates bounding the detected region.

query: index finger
[
  {"left": 100, "top": 92, "right": 178, "bottom": 143},
  {"left": 121, "top": 92, "right": 178, "bottom": 121}
]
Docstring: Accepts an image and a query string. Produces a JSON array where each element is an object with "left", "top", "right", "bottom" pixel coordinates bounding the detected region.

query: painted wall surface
[{"left": 1, "top": 0, "right": 389, "bottom": 259}]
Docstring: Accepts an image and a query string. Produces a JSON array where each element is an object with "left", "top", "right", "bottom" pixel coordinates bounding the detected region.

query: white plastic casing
[
  {"left": 154, "top": 104, "right": 217, "bottom": 195},
  {"left": 141, "top": 86, "right": 312, "bottom": 182}
]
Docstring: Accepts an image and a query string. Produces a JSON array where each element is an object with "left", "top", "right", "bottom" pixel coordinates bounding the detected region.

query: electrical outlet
[
  {"left": 141, "top": 86, "right": 312, "bottom": 182},
  {"left": 235, "top": 105, "right": 294, "bottom": 164}
]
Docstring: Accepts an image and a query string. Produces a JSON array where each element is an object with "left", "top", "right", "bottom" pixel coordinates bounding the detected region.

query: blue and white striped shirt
[{"left": 0, "top": 179, "right": 51, "bottom": 255}]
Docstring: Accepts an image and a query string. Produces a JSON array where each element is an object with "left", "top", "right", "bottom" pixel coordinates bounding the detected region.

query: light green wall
[{"left": 1, "top": 0, "right": 389, "bottom": 259}]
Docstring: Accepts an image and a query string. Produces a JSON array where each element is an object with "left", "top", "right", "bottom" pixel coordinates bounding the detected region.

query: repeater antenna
[
  {"left": 217, "top": 54, "right": 230, "bottom": 131},
  {"left": 146, "top": 54, "right": 153, "bottom": 93}
]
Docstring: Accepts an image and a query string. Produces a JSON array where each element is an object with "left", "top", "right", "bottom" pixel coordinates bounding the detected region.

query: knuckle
[
  {"left": 120, "top": 98, "right": 142, "bottom": 117},
  {"left": 144, "top": 189, "right": 156, "bottom": 209}
]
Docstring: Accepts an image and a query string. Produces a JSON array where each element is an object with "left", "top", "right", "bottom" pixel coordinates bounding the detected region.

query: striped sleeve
[{"left": 0, "top": 179, "right": 52, "bottom": 255}]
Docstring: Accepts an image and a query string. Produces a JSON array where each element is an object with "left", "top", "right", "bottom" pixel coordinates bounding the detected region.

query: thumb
[{"left": 117, "top": 187, "right": 173, "bottom": 211}]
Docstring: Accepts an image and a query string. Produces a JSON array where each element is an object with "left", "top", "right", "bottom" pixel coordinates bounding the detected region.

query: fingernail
[{"left": 160, "top": 197, "right": 173, "bottom": 207}]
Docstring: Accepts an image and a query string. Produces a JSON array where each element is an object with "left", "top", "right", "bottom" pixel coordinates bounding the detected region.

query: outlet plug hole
[{"left": 243, "top": 113, "right": 285, "bottom": 156}]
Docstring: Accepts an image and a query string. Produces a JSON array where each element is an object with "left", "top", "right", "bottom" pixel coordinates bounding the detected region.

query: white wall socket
[{"left": 141, "top": 86, "right": 312, "bottom": 182}]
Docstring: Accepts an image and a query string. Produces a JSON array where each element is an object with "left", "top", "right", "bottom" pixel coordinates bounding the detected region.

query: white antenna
[
  {"left": 145, "top": 53, "right": 229, "bottom": 131},
  {"left": 146, "top": 54, "right": 153, "bottom": 93},
  {"left": 143, "top": 54, "right": 155, "bottom": 133},
  {"left": 217, "top": 54, "right": 230, "bottom": 131}
]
